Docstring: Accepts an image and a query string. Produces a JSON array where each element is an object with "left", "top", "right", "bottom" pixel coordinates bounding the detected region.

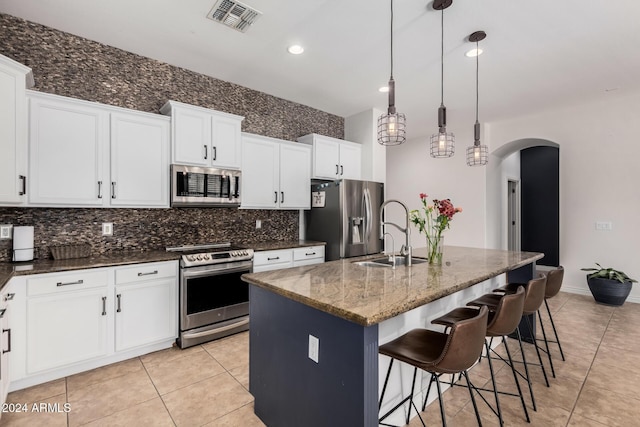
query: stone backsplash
[
  {"left": 0, "top": 207, "right": 298, "bottom": 262},
  {"left": 0, "top": 13, "right": 343, "bottom": 261}
]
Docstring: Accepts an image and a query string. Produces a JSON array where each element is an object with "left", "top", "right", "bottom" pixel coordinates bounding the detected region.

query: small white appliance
[{"left": 13, "top": 225, "right": 34, "bottom": 262}]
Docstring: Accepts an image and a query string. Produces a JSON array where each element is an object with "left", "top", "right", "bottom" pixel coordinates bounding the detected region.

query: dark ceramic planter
[{"left": 587, "top": 276, "right": 633, "bottom": 306}]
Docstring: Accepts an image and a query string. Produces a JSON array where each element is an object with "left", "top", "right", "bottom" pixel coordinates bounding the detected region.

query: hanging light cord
[
  {"left": 390, "top": 0, "right": 394, "bottom": 79},
  {"left": 440, "top": 9, "right": 444, "bottom": 106},
  {"left": 475, "top": 39, "right": 479, "bottom": 124}
]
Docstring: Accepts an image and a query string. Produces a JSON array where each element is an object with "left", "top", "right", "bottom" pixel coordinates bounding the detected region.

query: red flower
[{"left": 419, "top": 193, "right": 428, "bottom": 200}]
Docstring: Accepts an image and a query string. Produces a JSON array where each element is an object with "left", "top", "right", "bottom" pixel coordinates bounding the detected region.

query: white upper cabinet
[
  {"left": 297, "top": 133, "right": 362, "bottom": 180},
  {"left": 160, "top": 101, "right": 243, "bottom": 169},
  {"left": 27, "top": 91, "right": 170, "bottom": 208},
  {"left": 0, "top": 55, "right": 33, "bottom": 205},
  {"left": 241, "top": 133, "right": 311, "bottom": 210},
  {"left": 110, "top": 112, "right": 169, "bottom": 207}
]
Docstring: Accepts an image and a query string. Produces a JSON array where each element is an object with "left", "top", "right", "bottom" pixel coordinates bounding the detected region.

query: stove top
[{"left": 167, "top": 242, "right": 253, "bottom": 267}]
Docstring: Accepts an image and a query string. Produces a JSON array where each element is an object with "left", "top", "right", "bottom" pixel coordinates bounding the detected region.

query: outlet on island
[
  {"left": 0, "top": 224, "right": 13, "bottom": 240},
  {"left": 256, "top": 220, "right": 262, "bottom": 229},
  {"left": 102, "top": 222, "right": 113, "bottom": 236}
]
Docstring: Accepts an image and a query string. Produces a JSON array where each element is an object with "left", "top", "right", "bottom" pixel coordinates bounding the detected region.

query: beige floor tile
[
  {"left": 228, "top": 363, "right": 249, "bottom": 390},
  {"left": 600, "top": 328, "right": 640, "bottom": 353},
  {"left": 145, "top": 348, "right": 225, "bottom": 395},
  {"left": 584, "top": 362, "right": 640, "bottom": 400},
  {"left": 203, "top": 403, "right": 265, "bottom": 427},
  {"left": 83, "top": 397, "right": 174, "bottom": 427},
  {"left": 67, "top": 357, "right": 144, "bottom": 392},
  {"left": 593, "top": 343, "right": 640, "bottom": 374},
  {"left": 140, "top": 343, "right": 205, "bottom": 366},
  {"left": 67, "top": 369, "right": 159, "bottom": 426},
  {"left": 202, "top": 332, "right": 249, "bottom": 371},
  {"left": 567, "top": 413, "right": 612, "bottom": 426},
  {"left": 573, "top": 383, "right": 640, "bottom": 426},
  {"left": 0, "top": 393, "right": 68, "bottom": 427},
  {"left": 6, "top": 378, "right": 66, "bottom": 404},
  {"left": 161, "top": 372, "right": 254, "bottom": 427}
]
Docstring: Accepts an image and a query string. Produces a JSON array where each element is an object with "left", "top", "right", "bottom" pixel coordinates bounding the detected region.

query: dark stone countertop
[
  {"left": 248, "top": 240, "right": 326, "bottom": 251},
  {"left": 0, "top": 250, "right": 181, "bottom": 291}
]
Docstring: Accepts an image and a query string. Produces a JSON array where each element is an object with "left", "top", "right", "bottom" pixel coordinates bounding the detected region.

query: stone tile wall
[{"left": 0, "top": 13, "right": 342, "bottom": 261}]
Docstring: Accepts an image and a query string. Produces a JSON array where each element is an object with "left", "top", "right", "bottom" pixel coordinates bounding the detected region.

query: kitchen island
[{"left": 242, "top": 246, "right": 543, "bottom": 427}]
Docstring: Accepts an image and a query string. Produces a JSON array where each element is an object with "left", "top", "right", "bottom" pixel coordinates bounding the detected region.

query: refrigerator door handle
[{"left": 363, "top": 187, "right": 372, "bottom": 248}]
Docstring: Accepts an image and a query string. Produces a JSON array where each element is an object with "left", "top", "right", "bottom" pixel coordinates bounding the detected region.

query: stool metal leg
[
  {"left": 516, "top": 327, "right": 537, "bottom": 411},
  {"left": 406, "top": 367, "right": 418, "bottom": 425},
  {"left": 462, "top": 370, "right": 483, "bottom": 427},
  {"left": 537, "top": 309, "right": 556, "bottom": 378},
  {"left": 421, "top": 372, "right": 435, "bottom": 411},
  {"left": 379, "top": 358, "right": 394, "bottom": 410},
  {"left": 484, "top": 340, "right": 503, "bottom": 426},
  {"left": 434, "top": 373, "right": 448, "bottom": 427},
  {"left": 524, "top": 315, "right": 550, "bottom": 387},
  {"left": 544, "top": 299, "right": 566, "bottom": 361},
  {"left": 503, "top": 335, "right": 530, "bottom": 422}
]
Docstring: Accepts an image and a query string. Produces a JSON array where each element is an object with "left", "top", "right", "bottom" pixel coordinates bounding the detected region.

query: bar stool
[
  {"left": 430, "top": 286, "right": 529, "bottom": 426},
  {"left": 378, "top": 306, "right": 489, "bottom": 427},
  {"left": 495, "top": 267, "right": 565, "bottom": 377}
]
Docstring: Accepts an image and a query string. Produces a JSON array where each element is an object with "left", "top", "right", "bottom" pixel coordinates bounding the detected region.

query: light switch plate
[
  {"left": 0, "top": 224, "right": 13, "bottom": 240},
  {"left": 308, "top": 334, "right": 319, "bottom": 363},
  {"left": 102, "top": 222, "right": 113, "bottom": 236}
]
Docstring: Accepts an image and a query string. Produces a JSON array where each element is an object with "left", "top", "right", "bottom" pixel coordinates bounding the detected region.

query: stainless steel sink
[{"left": 353, "top": 256, "right": 427, "bottom": 268}]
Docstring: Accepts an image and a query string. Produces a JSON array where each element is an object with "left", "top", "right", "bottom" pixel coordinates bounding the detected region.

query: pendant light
[
  {"left": 466, "top": 30, "right": 488, "bottom": 166},
  {"left": 430, "top": 0, "right": 454, "bottom": 158},
  {"left": 377, "top": 0, "right": 406, "bottom": 146}
]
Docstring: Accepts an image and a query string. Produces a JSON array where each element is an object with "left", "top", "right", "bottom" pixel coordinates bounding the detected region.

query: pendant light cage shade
[
  {"left": 430, "top": 131, "right": 455, "bottom": 157},
  {"left": 378, "top": 112, "right": 407, "bottom": 146},
  {"left": 466, "top": 144, "right": 488, "bottom": 166}
]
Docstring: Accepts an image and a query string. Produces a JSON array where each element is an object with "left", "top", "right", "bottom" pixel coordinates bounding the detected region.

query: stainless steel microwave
[{"left": 171, "top": 164, "right": 241, "bottom": 207}]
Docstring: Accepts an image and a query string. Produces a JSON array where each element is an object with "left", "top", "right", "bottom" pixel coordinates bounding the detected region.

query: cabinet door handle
[
  {"left": 280, "top": 191, "right": 284, "bottom": 204},
  {"left": 57, "top": 279, "right": 84, "bottom": 287},
  {"left": 98, "top": 181, "right": 103, "bottom": 199},
  {"left": 19, "top": 175, "right": 26, "bottom": 196},
  {"left": 340, "top": 165, "right": 344, "bottom": 175},
  {"left": 111, "top": 182, "right": 116, "bottom": 199},
  {"left": 267, "top": 256, "right": 280, "bottom": 261},
  {"left": 274, "top": 191, "right": 278, "bottom": 203},
  {"left": 0, "top": 309, "right": 5, "bottom": 319},
  {"left": 336, "top": 164, "right": 339, "bottom": 175},
  {"left": 4, "top": 293, "right": 15, "bottom": 301},
  {"left": 306, "top": 252, "right": 316, "bottom": 256},
  {"left": 2, "top": 328, "right": 11, "bottom": 354},
  {"left": 204, "top": 145, "right": 208, "bottom": 159},
  {"left": 137, "top": 270, "right": 158, "bottom": 277},
  {"left": 213, "top": 146, "right": 217, "bottom": 161},
  {"left": 101, "top": 296, "right": 107, "bottom": 316},
  {"left": 116, "top": 294, "right": 122, "bottom": 313}
]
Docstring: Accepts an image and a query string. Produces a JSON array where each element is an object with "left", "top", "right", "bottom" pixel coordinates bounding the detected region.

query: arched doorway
[{"left": 486, "top": 138, "right": 560, "bottom": 267}]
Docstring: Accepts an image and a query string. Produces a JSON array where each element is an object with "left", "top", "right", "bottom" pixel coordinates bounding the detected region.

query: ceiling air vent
[{"left": 207, "top": 0, "right": 262, "bottom": 33}]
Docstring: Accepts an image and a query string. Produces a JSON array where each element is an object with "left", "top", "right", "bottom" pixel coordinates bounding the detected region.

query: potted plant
[{"left": 581, "top": 263, "right": 637, "bottom": 306}]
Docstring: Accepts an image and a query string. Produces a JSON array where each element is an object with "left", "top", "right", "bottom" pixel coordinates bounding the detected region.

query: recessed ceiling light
[
  {"left": 287, "top": 45, "right": 304, "bottom": 55},
  {"left": 379, "top": 86, "right": 389, "bottom": 93},
  {"left": 465, "top": 48, "right": 483, "bottom": 57}
]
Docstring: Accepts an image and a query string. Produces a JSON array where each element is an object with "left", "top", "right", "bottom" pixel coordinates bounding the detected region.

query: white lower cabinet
[
  {"left": 253, "top": 246, "right": 325, "bottom": 272},
  {"left": 8, "top": 260, "right": 178, "bottom": 391},
  {"left": 1, "top": 284, "right": 15, "bottom": 408},
  {"left": 114, "top": 263, "right": 178, "bottom": 352}
]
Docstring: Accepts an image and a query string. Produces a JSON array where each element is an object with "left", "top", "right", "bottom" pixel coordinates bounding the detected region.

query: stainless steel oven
[
  {"left": 171, "top": 164, "right": 241, "bottom": 207},
  {"left": 167, "top": 243, "right": 253, "bottom": 348}
]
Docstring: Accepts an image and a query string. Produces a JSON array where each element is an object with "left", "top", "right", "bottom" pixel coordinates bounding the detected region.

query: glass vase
[{"left": 426, "top": 234, "right": 444, "bottom": 265}]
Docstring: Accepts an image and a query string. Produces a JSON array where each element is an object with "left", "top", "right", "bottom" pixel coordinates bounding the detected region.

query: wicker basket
[{"left": 50, "top": 244, "right": 91, "bottom": 260}]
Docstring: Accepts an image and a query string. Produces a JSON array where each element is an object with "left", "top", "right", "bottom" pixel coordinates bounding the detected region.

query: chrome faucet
[
  {"left": 382, "top": 232, "right": 396, "bottom": 269},
  {"left": 380, "top": 199, "right": 412, "bottom": 266}
]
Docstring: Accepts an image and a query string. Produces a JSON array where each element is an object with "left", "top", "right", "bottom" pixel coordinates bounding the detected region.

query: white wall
[
  {"left": 487, "top": 90, "right": 640, "bottom": 299},
  {"left": 385, "top": 125, "right": 486, "bottom": 251},
  {"left": 345, "top": 108, "right": 386, "bottom": 183}
]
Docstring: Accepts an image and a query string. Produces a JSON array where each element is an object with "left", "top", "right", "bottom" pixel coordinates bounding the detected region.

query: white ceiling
[{"left": 2, "top": 0, "right": 639, "bottom": 141}]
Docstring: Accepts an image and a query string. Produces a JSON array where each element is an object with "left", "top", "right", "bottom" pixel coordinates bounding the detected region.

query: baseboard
[{"left": 561, "top": 286, "right": 640, "bottom": 304}]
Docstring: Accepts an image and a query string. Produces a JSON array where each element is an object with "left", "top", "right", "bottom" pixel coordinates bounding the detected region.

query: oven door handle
[
  {"left": 182, "top": 318, "right": 250, "bottom": 339},
  {"left": 181, "top": 263, "right": 253, "bottom": 279}
]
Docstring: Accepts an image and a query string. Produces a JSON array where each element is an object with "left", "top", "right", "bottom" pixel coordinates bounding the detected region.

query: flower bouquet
[{"left": 409, "top": 193, "right": 462, "bottom": 264}]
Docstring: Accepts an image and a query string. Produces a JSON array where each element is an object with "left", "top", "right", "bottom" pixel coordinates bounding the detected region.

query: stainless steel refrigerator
[{"left": 305, "top": 179, "right": 384, "bottom": 261}]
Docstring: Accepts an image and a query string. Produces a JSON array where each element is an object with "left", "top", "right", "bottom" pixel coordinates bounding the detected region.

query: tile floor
[{"left": 1, "top": 292, "right": 638, "bottom": 426}]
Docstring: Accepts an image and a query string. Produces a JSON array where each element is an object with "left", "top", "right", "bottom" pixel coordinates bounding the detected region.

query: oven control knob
[
  {"left": 195, "top": 255, "right": 202, "bottom": 261},
  {"left": 187, "top": 255, "right": 195, "bottom": 262},
  {"left": 203, "top": 254, "right": 210, "bottom": 260},
  {"left": 244, "top": 250, "right": 249, "bottom": 256}
]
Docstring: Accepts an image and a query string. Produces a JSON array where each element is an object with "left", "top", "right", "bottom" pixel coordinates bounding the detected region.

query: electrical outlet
[
  {"left": 256, "top": 220, "right": 262, "bottom": 229},
  {"left": 595, "top": 221, "right": 613, "bottom": 231},
  {"left": 102, "top": 222, "right": 113, "bottom": 236},
  {"left": 308, "top": 334, "right": 319, "bottom": 363},
  {"left": 0, "top": 224, "right": 13, "bottom": 240}
]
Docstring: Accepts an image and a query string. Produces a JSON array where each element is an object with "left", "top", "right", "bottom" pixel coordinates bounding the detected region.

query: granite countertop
[
  {"left": 0, "top": 250, "right": 181, "bottom": 290},
  {"left": 249, "top": 240, "right": 325, "bottom": 251},
  {"left": 242, "top": 246, "right": 544, "bottom": 327}
]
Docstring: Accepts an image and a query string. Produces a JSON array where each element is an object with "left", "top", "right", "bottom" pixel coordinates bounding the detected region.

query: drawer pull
[
  {"left": 4, "top": 293, "right": 15, "bottom": 301},
  {"left": 19, "top": 175, "right": 26, "bottom": 196},
  {"left": 116, "top": 294, "right": 122, "bottom": 313},
  {"left": 0, "top": 309, "right": 5, "bottom": 319},
  {"left": 305, "top": 252, "right": 316, "bottom": 256},
  {"left": 2, "top": 328, "right": 11, "bottom": 354},
  {"left": 97, "top": 181, "right": 103, "bottom": 199},
  {"left": 137, "top": 270, "right": 158, "bottom": 277},
  {"left": 101, "top": 296, "right": 107, "bottom": 316},
  {"left": 267, "top": 256, "right": 280, "bottom": 261},
  {"left": 57, "top": 279, "right": 84, "bottom": 287}
]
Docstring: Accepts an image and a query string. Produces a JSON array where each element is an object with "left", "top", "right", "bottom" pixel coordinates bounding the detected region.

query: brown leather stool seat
[
  {"left": 378, "top": 306, "right": 489, "bottom": 427},
  {"left": 431, "top": 287, "right": 529, "bottom": 425},
  {"left": 495, "top": 267, "right": 565, "bottom": 376}
]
